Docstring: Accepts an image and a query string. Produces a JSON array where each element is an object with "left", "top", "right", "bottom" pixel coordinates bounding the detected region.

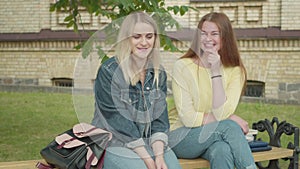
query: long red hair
[{"left": 182, "top": 12, "right": 247, "bottom": 93}]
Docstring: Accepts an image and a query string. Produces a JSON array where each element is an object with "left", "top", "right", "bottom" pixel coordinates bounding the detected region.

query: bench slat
[
  {"left": 179, "top": 158, "right": 209, "bottom": 169},
  {"left": 0, "top": 147, "right": 294, "bottom": 169},
  {"left": 179, "top": 147, "right": 294, "bottom": 169},
  {"left": 252, "top": 147, "right": 293, "bottom": 162},
  {"left": 0, "top": 160, "right": 40, "bottom": 169}
]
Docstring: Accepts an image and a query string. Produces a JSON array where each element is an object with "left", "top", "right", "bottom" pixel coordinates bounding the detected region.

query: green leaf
[
  {"left": 180, "top": 6, "right": 188, "bottom": 15},
  {"left": 74, "top": 43, "right": 83, "bottom": 50},
  {"left": 66, "top": 21, "right": 74, "bottom": 28},
  {"left": 173, "top": 6, "right": 180, "bottom": 15},
  {"left": 96, "top": 46, "right": 107, "bottom": 59},
  {"left": 81, "top": 40, "right": 92, "bottom": 59},
  {"left": 159, "top": 1, "right": 165, "bottom": 7},
  {"left": 49, "top": 4, "right": 56, "bottom": 12},
  {"left": 64, "top": 15, "right": 74, "bottom": 22},
  {"left": 101, "top": 55, "right": 110, "bottom": 63},
  {"left": 167, "top": 6, "right": 173, "bottom": 11}
]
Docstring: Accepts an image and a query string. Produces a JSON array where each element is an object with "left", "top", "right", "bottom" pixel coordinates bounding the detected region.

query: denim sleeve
[
  {"left": 150, "top": 69, "right": 170, "bottom": 146},
  {"left": 92, "top": 63, "right": 144, "bottom": 145}
]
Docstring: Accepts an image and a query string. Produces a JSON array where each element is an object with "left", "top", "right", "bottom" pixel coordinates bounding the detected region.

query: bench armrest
[{"left": 252, "top": 117, "right": 299, "bottom": 169}]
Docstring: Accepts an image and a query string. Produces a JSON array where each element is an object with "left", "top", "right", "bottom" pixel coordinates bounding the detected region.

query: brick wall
[
  {"left": 0, "top": 0, "right": 48, "bottom": 33},
  {"left": 239, "top": 39, "right": 300, "bottom": 103},
  {"left": 0, "top": 0, "right": 299, "bottom": 104},
  {"left": 281, "top": 0, "right": 300, "bottom": 30},
  {"left": 0, "top": 44, "right": 79, "bottom": 86}
]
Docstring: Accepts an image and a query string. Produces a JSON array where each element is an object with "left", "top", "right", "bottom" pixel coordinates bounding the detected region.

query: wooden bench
[
  {"left": 179, "top": 146, "right": 294, "bottom": 169},
  {"left": 0, "top": 148, "right": 295, "bottom": 169},
  {"left": 0, "top": 117, "right": 299, "bottom": 169},
  {"left": 0, "top": 160, "right": 41, "bottom": 169}
]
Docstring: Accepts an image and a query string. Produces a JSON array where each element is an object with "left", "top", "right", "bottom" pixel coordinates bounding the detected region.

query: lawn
[
  {"left": 0, "top": 92, "right": 79, "bottom": 162},
  {"left": 0, "top": 91, "right": 299, "bottom": 167}
]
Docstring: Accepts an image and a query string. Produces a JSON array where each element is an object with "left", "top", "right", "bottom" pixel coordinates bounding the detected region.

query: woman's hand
[
  {"left": 155, "top": 154, "right": 168, "bottom": 169},
  {"left": 143, "top": 158, "right": 156, "bottom": 169},
  {"left": 229, "top": 114, "right": 249, "bottom": 134},
  {"left": 134, "top": 146, "right": 156, "bottom": 169},
  {"left": 152, "top": 141, "right": 168, "bottom": 169},
  {"left": 204, "top": 48, "right": 221, "bottom": 75}
]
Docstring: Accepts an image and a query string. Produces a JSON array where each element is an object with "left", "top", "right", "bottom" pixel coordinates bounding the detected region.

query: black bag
[{"left": 36, "top": 123, "right": 112, "bottom": 169}]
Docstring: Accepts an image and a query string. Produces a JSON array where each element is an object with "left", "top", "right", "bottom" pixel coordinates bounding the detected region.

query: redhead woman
[{"left": 169, "top": 12, "right": 256, "bottom": 169}]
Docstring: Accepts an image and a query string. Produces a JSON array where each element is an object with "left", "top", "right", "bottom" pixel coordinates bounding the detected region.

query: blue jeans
[
  {"left": 103, "top": 146, "right": 182, "bottom": 169},
  {"left": 169, "top": 119, "right": 256, "bottom": 169}
]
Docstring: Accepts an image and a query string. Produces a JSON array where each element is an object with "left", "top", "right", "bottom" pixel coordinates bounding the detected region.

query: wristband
[{"left": 211, "top": 75, "right": 222, "bottom": 79}]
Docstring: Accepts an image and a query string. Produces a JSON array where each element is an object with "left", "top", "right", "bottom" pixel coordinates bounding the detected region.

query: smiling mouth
[
  {"left": 137, "top": 48, "right": 149, "bottom": 52},
  {"left": 204, "top": 43, "right": 215, "bottom": 48}
]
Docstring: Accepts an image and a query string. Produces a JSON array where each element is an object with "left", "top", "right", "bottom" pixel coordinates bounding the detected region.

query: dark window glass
[
  {"left": 245, "top": 80, "right": 264, "bottom": 97},
  {"left": 52, "top": 78, "right": 73, "bottom": 87}
]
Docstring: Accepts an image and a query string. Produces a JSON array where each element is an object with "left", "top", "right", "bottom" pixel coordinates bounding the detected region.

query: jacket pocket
[
  {"left": 148, "top": 89, "right": 162, "bottom": 103},
  {"left": 120, "top": 89, "right": 139, "bottom": 105}
]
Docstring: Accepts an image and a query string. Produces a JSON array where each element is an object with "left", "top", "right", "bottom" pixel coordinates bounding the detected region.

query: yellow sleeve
[
  {"left": 171, "top": 60, "right": 204, "bottom": 128},
  {"left": 212, "top": 67, "right": 245, "bottom": 120}
]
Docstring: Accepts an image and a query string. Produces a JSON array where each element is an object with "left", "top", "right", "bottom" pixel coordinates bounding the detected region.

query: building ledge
[{"left": 0, "top": 27, "right": 299, "bottom": 42}]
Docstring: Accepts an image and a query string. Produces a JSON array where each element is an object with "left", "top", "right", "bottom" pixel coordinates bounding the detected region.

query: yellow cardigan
[{"left": 169, "top": 58, "right": 245, "bottom": 131}]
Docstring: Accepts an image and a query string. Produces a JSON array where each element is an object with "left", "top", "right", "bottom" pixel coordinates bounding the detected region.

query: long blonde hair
[{"left": 115, "top": 11, "right": 161, "bottom": 86}]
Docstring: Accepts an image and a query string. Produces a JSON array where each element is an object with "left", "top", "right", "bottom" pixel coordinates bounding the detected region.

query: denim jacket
[{"left": 92, "top": 57, "right": 169, "bottom": 149}]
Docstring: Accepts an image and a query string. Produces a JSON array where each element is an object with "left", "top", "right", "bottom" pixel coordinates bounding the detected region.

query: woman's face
[
  {"left": 200, "top": 21, "right": 221, "bottom": 53},
  {"left": 130, "top": 22, "right": 155, "bottom": 60}
]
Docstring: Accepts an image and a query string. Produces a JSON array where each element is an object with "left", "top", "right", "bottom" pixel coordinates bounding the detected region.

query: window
[
  {"left": 245, "top": 80, "right": 264, "bottom": 97},
  {"left": 52, "top": 78, "right": 73, "bottom": 87}
]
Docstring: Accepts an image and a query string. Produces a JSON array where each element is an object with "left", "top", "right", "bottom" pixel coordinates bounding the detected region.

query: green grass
[
  {"left": 0, "top": 92, "right": 299, "bottom": 167},
  {"left": 236, "top": 101, "right": 300, "bottom": 129},
  {"left": 0, "top": 92, "right": 78, "bottom": 162}
]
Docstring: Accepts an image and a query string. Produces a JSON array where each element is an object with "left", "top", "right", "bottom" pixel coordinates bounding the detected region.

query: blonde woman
[{"left": 92, "top": 12, "right": 181, "bottom": 169}]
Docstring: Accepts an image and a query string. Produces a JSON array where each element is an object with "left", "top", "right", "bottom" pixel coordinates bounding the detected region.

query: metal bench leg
[
  {"left": 252, "top": 117, "right": 299, "bottom": 169},
  {"left": 292, "top": 127, "right": 299, "bottom": 169}
]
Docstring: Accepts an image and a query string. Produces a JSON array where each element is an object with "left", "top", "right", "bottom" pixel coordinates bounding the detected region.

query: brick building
[{"left": 0, "top": 0, "right": 299, "bottom": 104}]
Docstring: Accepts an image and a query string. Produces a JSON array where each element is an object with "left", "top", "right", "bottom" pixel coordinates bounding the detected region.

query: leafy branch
[{"left": 50, "top": 0, "right": 196, "bottom": 59}]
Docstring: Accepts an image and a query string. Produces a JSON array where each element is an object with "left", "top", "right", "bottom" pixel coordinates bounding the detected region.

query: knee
[
  {"left": 207, "top": 143, "right": 234, "bottom": 169},
  {"left": 221, "top": 119, "right": 242, "bottom": 132},
  {"left": 208, "top": 142, "right": 233, "bottom": 162}
]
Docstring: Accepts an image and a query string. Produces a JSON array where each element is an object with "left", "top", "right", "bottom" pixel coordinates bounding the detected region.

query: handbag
[{"left": 36, "top": 123, "right": 112, "bottom": 169}]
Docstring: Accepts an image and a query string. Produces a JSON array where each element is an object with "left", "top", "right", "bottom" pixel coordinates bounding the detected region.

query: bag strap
[
  {"left": 85, "top": 152, "right": 95, "bottom": 169},
  {"left": 36, "top": 162, "right": 55, "bottom": 169},
  {"left": 85, "top": 149, "right": 106, "bottom": 169},
  {"left": 85, "top": 142, "right": 108, "bottom": 169},
  {"left": 73, "top": 123, "right": 112, "bottom": 140},
  {"left": 57, "top": 137, "right": 77, "bottom": 149},
  {"left": 74, "top": 127, "right": 98, "bottom": 137},
  {"left": 96, "top": 149, "right": 106, "bottom": 169}
]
